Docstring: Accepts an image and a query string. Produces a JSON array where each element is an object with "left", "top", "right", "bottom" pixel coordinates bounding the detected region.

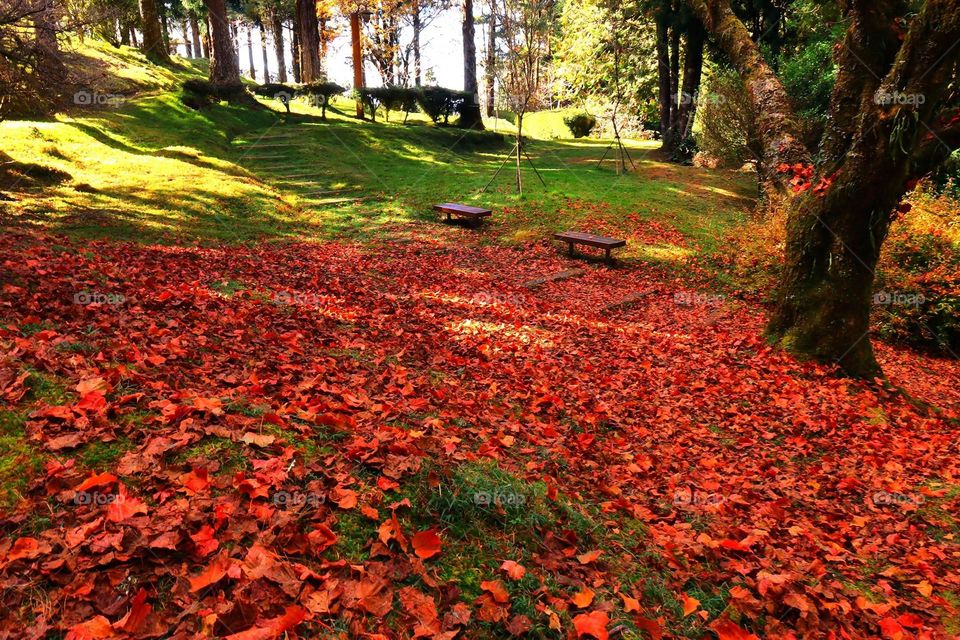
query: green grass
[{"left": 1, "top": 42, "right": 754, "bottom": 265}]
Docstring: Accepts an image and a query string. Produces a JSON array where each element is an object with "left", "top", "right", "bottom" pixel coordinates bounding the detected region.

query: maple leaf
[
  {"left": 189, "top": 553, "right": 233, "bottom": 592},
  {"left": 708, "top": 617, "right": 759, "bottom": 640},
  {"left": 114, "top": 588, "right": 152, "bottom": 633},
  {"left": 65, "top": 616, "right": 115, "bottom": 640},
  {"left": 411, "top": 528, "right": 442, "bottom": 559},
  {"left": 75, "top": 472, "right": 117, "bottom": 492},
  {"left": 681, "top": 592, "right": 700, "bottom": 616},
  {"left": 500, "top": 560, "right": 526, "bottom": 580},
  {"left": 179, "top": 466, "right": 210, "bottom": 494},
  {"left": 576, "top": 549, "right": 602, "bottom": 565},
  {"left": 620, "top": 592, "right": 641, "bottom": 613},
  {"left": 572, "top": 587, "right": 595, "bottom": 608},
  {"left": 224, "top": 606, "right": 306, "bottom": 640},
  {"left": 105, "top": 484, "right": 147, "bottom": 523},
  {"left": 480, "top": 579, "right": 510, "bottom": 604},
  {"left": 572, "top": 611, "right": 609, "bottom": 640},
  {"left": 190, "top": 524, "right": 219, "bottom": 557}
]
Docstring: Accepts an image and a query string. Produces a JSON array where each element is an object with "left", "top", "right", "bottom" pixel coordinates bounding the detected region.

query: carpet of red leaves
[{"left": 0, "top": 229, "right": 958, "bottom": 639}]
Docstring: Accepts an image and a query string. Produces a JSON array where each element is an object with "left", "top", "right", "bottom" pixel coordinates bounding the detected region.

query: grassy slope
[{"left": 1, "top": 43, "right": 755, "bottom": 261}]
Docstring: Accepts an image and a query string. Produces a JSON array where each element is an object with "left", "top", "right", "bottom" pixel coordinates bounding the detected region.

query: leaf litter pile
[{"left": 0, "top": 230, "right": 958, "bottom": 639}]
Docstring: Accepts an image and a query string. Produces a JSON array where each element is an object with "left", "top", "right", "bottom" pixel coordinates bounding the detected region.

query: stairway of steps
[{"left": 233, "top": 126, "right": 365, "bottom": 206}]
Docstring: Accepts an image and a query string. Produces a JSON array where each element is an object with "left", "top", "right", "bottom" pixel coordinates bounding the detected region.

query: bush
[
  {"left": 180, "top": 79, "right": 247, "bottom": 110},
  {"left": 356, "top": 86, "right": 418, "bottom": 122},
  {"left": 415, "top": 86, "right": 471, "bottom": 126},
  {"left": 253, "top": 83, "right": 296, "bottom": 112},
  {"left": 872, "top": 186, "right": 960, "bottom": 353},
  {"left": 300, "top": 81, "right": 344, "bottom": 118},
  {"left": 779, "top": 35, "right": 839, "bottom": 149},
  {"left": 695, "top": 67, "right": 761, "bottom": 168},
  {"left": 563, "top": 112, "right": 597, "bottom": 138}
]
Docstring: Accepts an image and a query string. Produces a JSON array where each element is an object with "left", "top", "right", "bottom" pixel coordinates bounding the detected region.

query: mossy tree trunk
[{"left": 687, "top": 0, "right": 960, "bottom": 377}]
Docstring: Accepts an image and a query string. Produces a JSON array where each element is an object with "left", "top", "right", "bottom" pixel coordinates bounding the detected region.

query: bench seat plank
[
  {"left": 553, "top": 231, "right": 626, "bottom": 249},
  {"left": 433, "top": 203, "right": 492, "bottom": 218},
  {"left": 553, "top": 231, "right": 626, "bottom": 263}
]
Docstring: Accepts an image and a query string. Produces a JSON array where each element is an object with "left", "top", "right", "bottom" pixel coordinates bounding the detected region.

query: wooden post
[{"left": 351, "top": 13, "right": 364, "bottom": 118}]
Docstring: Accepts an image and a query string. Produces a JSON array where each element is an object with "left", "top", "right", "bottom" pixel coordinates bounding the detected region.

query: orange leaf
[
  {"left": 708, "top": 616, "right": 759, "bottom": 640},
  {"left": 576, "top": 549, "right": 602, "bottom": 565},
  {"left": 620, "top": 592, "right": 641, "bottom": 613},
  {"left": 105, "top": 484, "right": 147, "bottom": 523},
  {"left": 572, "top": 610, "right": 609, "bottom": 640},
  {"left": 681, "top": 592, "right": 700, "bottom": 616},
  {"left": 75, "top": 472, "right": 117, "bottom": 492},
  {"left": 411, "top": 529, "right": 442, "bottom": 559},
  {"left": 480, "top": 579, "right": 510, "bottom": 604},
  {"left": 572, "top": 587, "right": 595, "bottom": 608},
  {"left": 500, "top": 560, "right": 526, "bottom": 580},
  {"left": 189, "top": 553, "right": 232, "bottom": 592}
]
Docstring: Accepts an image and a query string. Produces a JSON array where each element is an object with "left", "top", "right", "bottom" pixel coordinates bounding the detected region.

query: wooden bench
[
  {"left": 434, "top": 202, "right": 492, "bottom": 225},
  {"left": 554, "top": 231, "right": 626, "bottom": 263}
]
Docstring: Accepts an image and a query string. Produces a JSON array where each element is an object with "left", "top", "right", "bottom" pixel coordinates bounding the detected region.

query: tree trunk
[
  {"left": 120, "top": 19, "right": 130, "bottom": 46},
  {"left": 295, "top": 0, "right": 322, "bottom": 82},
  {"left": 129, "top": 24, "right": 139, "bottom": 48},
  {"left": 413, "top": 0, "right": 422, "bottom": 86},
  {"left": 190, "top": 13, "right": 202, "bottom": 58},
  {"left": 655, "top": 11, "right": 671, "bottom": 146},
  {"left": 269, "top": 10, "right": 287, "bottom": 83},
  {"left": 515, "top": 115, "right": 524, "bottom": 195},
  {"left": 246, "top": 26, "right": 256, "bottom": 80},
  {"left": 139, "top": 0, "right": 170, "bottom": 63},
  {"left": 180, "top": 19, "right": 192, "bottom": 57},
  {"left": 291, "top": 22, "right": 301, "bottom": 82},
  {"left": 672, "top": 19, "right": 705, "bottom": 151},
  {"left": 260, "top": 24, "right": 270, "bottom": 82},
  {"left": 485, "top": 2, "right": 495, "bottom": 116},
  {"left": 459, "top": 0, "right": 484, "bottom": 129},
  {"left": 351, "top": 12, "right": 363, "bottom": 117},
  {"left": 159, "top": 2, "right": 171, "bottom": 54},
  {"left": 33, "top": 0, "right": 66, "bottom": 80},
  {"left": 319, "top": 17, "right": 328, "bottom": 78},
  {"left": 204, "top": 0, "right": 240, "bottom": 87}
]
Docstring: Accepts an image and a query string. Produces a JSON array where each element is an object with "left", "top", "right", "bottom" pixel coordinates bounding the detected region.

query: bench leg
[
  {"left": 568, "top": 242, "right": 574, "bottom": 257},
  {"left": 605, "top": 248, "right": 612, "bottom": 264},
  {"left": 446, "top": 212, "right": 451, "bottom": 222}
]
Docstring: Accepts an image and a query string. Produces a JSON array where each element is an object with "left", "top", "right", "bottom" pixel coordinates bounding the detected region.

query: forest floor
[{"left": 0, "top": 43, "right": 958, "bottom": 640}]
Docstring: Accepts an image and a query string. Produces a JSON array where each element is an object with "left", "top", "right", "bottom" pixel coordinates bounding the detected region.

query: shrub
[
  {"left": 415, "top": 86, "right": 471, "bottom": 126},
  {"left": 300, "top": 81, "right": 344, "bottom": 118},
  {"left": 355, "top": 86, "right": 418, "bottom": 122},
  {"left": 695, "top": 67, "right": 761, "bottom": 169},
  {"left": 779, "top": 35, "right": 839, "bottom": 149},
  {"left": 563, "top": 112, "right": 597, "bottom": 138},
  {"left": 253, "top": 83, "right": 296, "bottom": 113},
  {"left": 180, "top": 79, "right": 247, "bottom": 109}
]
